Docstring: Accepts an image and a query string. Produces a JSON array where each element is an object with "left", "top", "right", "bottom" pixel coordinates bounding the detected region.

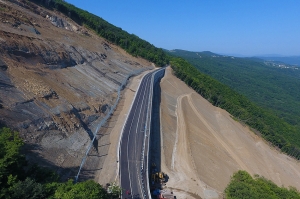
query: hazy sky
[{"left": 67, "top": 0, "right": 300, "bottom": 56}]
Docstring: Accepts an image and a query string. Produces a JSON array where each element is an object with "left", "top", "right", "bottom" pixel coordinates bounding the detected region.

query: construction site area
[{"left": 149, "top": 163, "right": 174, "bottom": 199}]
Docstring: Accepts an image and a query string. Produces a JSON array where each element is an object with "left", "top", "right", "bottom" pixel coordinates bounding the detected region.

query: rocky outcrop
[
  {"left": 0, "top": 0, "right": 153, "bottom": 179},
  {"left": 0, "top": 59, "right": 7, "bottom": 71}
]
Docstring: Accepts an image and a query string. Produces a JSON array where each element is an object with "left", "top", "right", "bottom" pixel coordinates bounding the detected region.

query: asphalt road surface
[{"left": 120, "top": 70, "right": 161, "bottom": 199}]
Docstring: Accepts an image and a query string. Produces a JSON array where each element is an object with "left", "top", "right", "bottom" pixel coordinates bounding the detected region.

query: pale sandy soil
[
  {"left": 160, "top": 67, "right": 300, "bottom": 199},
  {"left": 95, "top": 68, "right": 156, "bottom": 185}
]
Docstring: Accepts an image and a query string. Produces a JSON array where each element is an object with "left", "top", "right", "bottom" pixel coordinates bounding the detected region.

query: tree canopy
[
  {"left": 0, "top": 127, "right": 119, "bottom": 199},
  {"left": 168, "top": 50, "right": 300, "bottom": 128},
  {"left": 170, "top": 57, "right": 300, "bottom": 160},
  {"left": 225, "top": 171, "right": 300, "bottom": 199}
]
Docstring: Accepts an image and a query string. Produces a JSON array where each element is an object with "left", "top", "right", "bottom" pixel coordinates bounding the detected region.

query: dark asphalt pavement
[
  {"left": 120, "top": 72, "right": 152, "bottom": 199},
  {"left": 119, "top": 69, "right": 164, "bottom": 199}
]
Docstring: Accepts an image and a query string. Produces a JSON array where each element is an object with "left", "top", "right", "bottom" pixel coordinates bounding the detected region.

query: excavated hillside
[
  {"left": 160, "top": 67, "right": 300, "bottom": 199},
  {"left": 0, "top": 0, "right": 152, "bottom": 180}
]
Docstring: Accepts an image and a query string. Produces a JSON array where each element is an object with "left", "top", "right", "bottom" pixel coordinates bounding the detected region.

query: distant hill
[
  {"left": 166, "top": 49, "right": 219, "bottom": 58},
  {"left": 167, "top": 49, "right": 300, "bottom": 128},
  {"left": 257, "top": 56, "right": 300, "bottom": 66}
]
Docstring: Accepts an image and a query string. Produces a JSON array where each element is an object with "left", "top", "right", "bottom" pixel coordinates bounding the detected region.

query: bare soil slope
[
  {"left": 160, "top": 67, "right": 300, "bottom": 199},
  {"left": 0, "top": 0, "right": 152, "bottom": 180}
]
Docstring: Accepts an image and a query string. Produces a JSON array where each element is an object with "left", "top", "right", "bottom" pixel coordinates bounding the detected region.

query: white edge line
[
  {"left": 116, "top": 69, "right": 157, "bottom": 188},
  {"left": 146, "top": 73, "right": 154, "bottom": 198},
  {"left": 142, "top": 73, "right": 153, "bottom": 199},
  {"left": 134, "top": 74, "right": 149, "bottom": 199}
]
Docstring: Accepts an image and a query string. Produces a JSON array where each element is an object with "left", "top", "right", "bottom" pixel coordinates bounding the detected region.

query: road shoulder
[{"left": 95, "top": 68, "right": 156, "bottom": 186}]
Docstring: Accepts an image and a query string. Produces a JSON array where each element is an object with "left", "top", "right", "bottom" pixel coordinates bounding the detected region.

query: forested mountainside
[
  {"left": 258, "top": 56, "right": 300, "bottom": 66},
  {"left": 169, "top": 57, "right": 300, "bottom": 160},
  {"left": 167, "top": 49, "right": 300, "bottom": 128},
  {"left": 29, "top": 0, "right": 169, "bottom": 67}
]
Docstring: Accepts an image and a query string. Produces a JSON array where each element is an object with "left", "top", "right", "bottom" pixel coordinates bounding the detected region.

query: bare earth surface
[
  {"left": 0, "top": 0, "right": 152, "bottom": 180},
  {"left": 160, "top": 67, "right": 300, "bottom": 199}
]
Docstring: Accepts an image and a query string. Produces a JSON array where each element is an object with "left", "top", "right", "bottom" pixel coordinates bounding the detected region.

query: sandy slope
[{"left": 160, "top": 67, "right": 300, "bottom": 199}]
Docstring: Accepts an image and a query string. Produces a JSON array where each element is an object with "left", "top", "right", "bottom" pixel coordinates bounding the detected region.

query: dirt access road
[{"left": 160, "top": 67, "right": 300, "bottom": 199}]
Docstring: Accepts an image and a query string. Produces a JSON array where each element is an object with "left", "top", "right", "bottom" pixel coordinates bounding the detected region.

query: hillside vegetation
[
  {"left": 0, "top": 127, "right": 119, "bottom": 199},
  {"left": 225, "top": 171, "right": 300, "bottom": 199},
  {"left": 259, "top": 56, "right": 300, "bottom": 66},
  {"left": 168, "top": 50, "right": 300, "bottom": 127},
  {"left": 170, "top": 57, "right": 300, "bottom": 160},
  {"left": 29, "top": 0, "right": 169, "bottom": 67}
]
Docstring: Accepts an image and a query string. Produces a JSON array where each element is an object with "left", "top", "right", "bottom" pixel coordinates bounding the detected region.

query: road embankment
[{"left": 159, "top": 66, "right": 300, "bottom": 199}]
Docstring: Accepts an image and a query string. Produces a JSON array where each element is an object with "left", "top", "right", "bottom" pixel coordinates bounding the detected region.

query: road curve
[{"left": 120, "top": 69, "right": 165, "bottom": 199}]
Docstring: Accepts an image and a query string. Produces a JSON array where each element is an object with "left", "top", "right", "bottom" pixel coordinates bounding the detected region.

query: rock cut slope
[
  {"left": 0, "top": 0, "right": 152, "bottom": 179},
  {"left": 160, "top": 67, "right": 300, "bottom": 199}
]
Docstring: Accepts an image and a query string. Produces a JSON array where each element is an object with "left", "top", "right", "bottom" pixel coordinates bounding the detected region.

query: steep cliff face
[{"left": 0, "top": 0, "right": 152, "bottom": 178}]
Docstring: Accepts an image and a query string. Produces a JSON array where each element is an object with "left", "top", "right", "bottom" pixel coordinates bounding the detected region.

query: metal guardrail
[{"left": 75, "top": 67, "right": 148, "bottom": 183}]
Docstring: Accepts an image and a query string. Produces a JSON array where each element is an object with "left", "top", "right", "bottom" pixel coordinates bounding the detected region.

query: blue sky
[{"left": 67, "top": 1, "right": 300, "bottom": 56}]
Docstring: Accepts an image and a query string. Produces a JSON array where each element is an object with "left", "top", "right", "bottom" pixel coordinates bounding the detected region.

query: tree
[
  {"left": 225, "top": 171, "right": 300, "bottom": 199},
  {"left": 0, "top": 127, "right": 26, "bottom": 189},
  {"left": 9, "top": 178, "right": 46, "bottom": 199},
  {"left": 0, "top": 127, "right": 113, "bottom": 198},
  {"left": 54, "top": 180, "right": 108, "bottom": 199},
  {"left": 107, "top": 182, "right": 122, "bottom": 198}
]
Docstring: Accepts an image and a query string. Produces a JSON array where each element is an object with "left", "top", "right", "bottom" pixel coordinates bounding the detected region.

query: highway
[{"left": 119, "top": 69, "right": 165, "bottom": 199}]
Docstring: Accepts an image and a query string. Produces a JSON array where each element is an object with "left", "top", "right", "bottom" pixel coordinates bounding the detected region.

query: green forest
[
  {"left": 28, "top": 0, "right": 169, "bottom": 67},
  {"left": 170, "top": 57, "right": 300, "bottom": 160},
  {"left": 225, "top": 171, "right": 300, "bottom": 199},
  {"left": 168, "top": 50, "right": 300, "bottom": 128},
  {"left": 0, "top": 127, "right": 120, "bottom": 199}
]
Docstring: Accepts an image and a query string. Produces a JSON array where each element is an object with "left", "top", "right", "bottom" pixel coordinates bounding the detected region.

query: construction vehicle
[{"left": 158, "top": 172, "right": 164, "bottom": 180}]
